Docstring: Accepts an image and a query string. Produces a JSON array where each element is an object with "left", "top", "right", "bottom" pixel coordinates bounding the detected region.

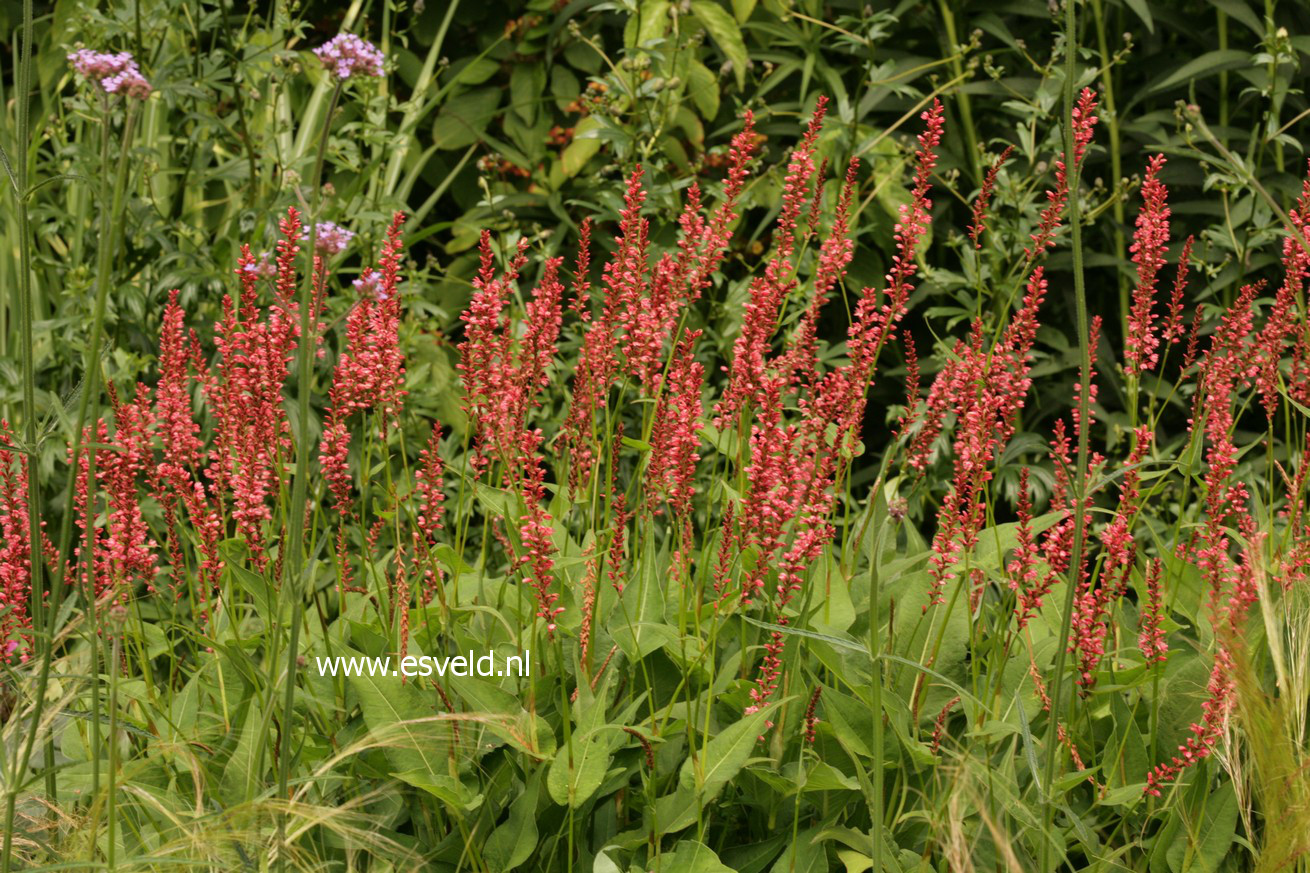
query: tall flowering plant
[{"left": 8, "top": 59, "right": 1310, "bottom": 869}]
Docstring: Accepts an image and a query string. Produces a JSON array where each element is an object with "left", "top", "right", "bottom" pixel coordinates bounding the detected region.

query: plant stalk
[
  {"left": 1040, "top": 0, "right": 1094, "bottom": 868},
  {"left": 1, "top": 1, "right": 44, "bottom": 868},
  {"left": 277, "top": 77, "right": 343, "bottom": 859}
]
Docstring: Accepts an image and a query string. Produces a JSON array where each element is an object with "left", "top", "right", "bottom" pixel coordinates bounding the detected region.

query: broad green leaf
[
  {"left": 679, "top": 703, "right": 777, "bottom": 799},
  {"left": 661, "top": 840, "right": 734, "bottom": 873},
  {"left": 836, "top": 850, "right": 872, "bottom": 873},
  {"left": 594, "top": 848, "right": 623, "bottom": 873},
  {"left": 768, "top": 827, "right": 828, "bottom": 873},
  {"left": 345, "top": 648, "right": 452, "bottom": 779},
  {"left": 822, "top": 689, "right": 873, "bottom": 758},
  {"left": 742, "top": 614, "right": 869, "bottom": 657},
  {"left": 807, "top": 555, "right": 856, "bottom": 633},
  {"left": 225, "top": 560, "right": 277, "bottom": 621},
  {"left": 1098, "top": 784, "right": 1147, "bottom": 808},
  {"left": 1144, "top": 50, "right": 1250, "bottom": 97},
  {"left": 653, "top": 785, "right": 700, "bottom": 835},
  {"left": 630, "top": 0, "right": 671, "bottom": 47},
  {"left": 1123, "top": 0, "right": 1153, "bottom": 34},
  {"left": 611, "top": 621, "right": 677, "bottom": 659},
  {"left": 686, "top": 58, "right": 720, "bottom": 120},
  {"left": 551, "top": 66, "right": 581, "bottom": 112},
  {"left": 509, "top": 63, "right": 546, "bottom": 125},
  {"left": 731, "top": 0, "right": 756, "bottom": 21},
  {"left": 448, "top": 674, "right": 521, "bottom": 714},
  {"left": 547, "top": 728, "right": 613, "bottom": 808},
  {"left": 721, "top": 834, "right": 788, "bottom": 873},
  {"left": 971, "top": 511, "right": 1063, "bottom": 570},
  {"left": 792, "top": 760, "right": 860, "bottom": 792},
  {"left": 1205, "top": 0, "right": 1262, "bottom": 35},
  {"left": 1167, "top": 780, "right": 1238, "bottom": 873},
  {"left": 393, "top": 769, "right": 483, "bottom": 811},
  {"left": 451, "top": 57, "right": 499, "bottom": 86},
  {"left": 484, "top": 711, "right": 559, "bottom": 760},
  {"left": 691, "top": 0, "right": 748, "bottom": 89},
  {"left": 612, "top": 529, "right": 669, "bottom": 658},
  {"left": 561, "top": 116, "right": 604, "bottom": 177},
  {"left": 433, "top": 88, "right": 502, "bottom": 150},
  {"left": 220, "top": 705, "right": 262, "bottom": 800},
  {"left": 483, "top": 771, "right": 541, "bottom": 869}
]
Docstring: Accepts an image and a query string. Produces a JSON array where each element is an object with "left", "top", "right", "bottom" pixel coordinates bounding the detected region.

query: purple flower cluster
[
  {"left": 67, "top": 49, "right": 151, "bottom": 99},
  {"left": 315, "top": 222, "right": 355, "bottom": 256},
  {"left": 313, "top": 34, "right": 385, "bottom": 80},
  {"left": 353, "top": 269, "right": 384, "bottom": 298},
  {"left": 240, "top": 251, "right": 277, "bottom": 279}
]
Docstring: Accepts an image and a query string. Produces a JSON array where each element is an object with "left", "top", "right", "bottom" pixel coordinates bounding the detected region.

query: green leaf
[
  {"left": 433, "top": 88, "right": 502, "bottom": 150},
  {"left": 768, "top": 827, "right": 828, "bottom": 873},
  {"left": 731, "top": 0, "right": 756, "bottom": 22},
  {"left": 793, "top": 760, "right": 860, "bottom": 792},
  {"left": 484, "top": 771, "right": 541, "bottom": 869},
  {"left": 722, "top": 834, "right": 788, "bottom": 873},
  {"left": 1144, "top": 50, "right": 1250, "bottom": 97},
  {"left": 612, "top": 528, "right": 669, "bottom": 658},
  {"left": 972, "top": 512, "right": 1063, "bottom": 570},
  {"left": 679, "top": 703, "right": 777, "bottom": 799},
  {"left": 653, "top": 785, "right": 700, "bottom": 835},
  {"left": 835, "top": 850, "right": 872, "bottom": 873},
  {"left": 547, "top": 727, "right": 613, "bottom": 808},
  {"left": 822, "top": 689, "right": 873, "bottom": 758},
  {"left": 1122, "top": 0, "right": 1153, "bottom": 34},
  {"left": 631, "top": 0, "right": 672, "bottom": 47},
  {"left": 345, "top": 648, "right": 452, "bottom": 779},
  {"left": 1098, "top": 784, "right": 1147, "bottom": 808},
  {"left": 1205, "top": 0, "right": 1262, "bottom": 35},
  {"left": 451, "top": 57, "right": 499, "bottom": 86},
  {"left": 620, "top": 435, "right": 652, "bottom": 452},
  {"left": 220, "top": 705, "right": 262, "bottom": 800},
  {"left": 661, "top": 840, "right": 735, "bottom": 873},
  {"left": 561, "top": 116, "right": 604, "bottom": 178},
  {"left": 742, "top": 614, "right": 869, "bottom": 657},
  {"left": 510, "top": 63, "right": 546, "bottom": 125},
  {"left": 806, "top": 554, "right": 856, "bottom": 633},
  {"left": 1166, "top": 780, "right": 1237, "bottom": 873},
  {"left": 393, "top": 769, "right": 483, "bottom": 811},
  {"left": 691, "top": 0, "right": 748, "bottom": 90},
  {"left": 686, "top": 58, "right": 720, "bottom": 120},
  {"left": 225, "top": 559, "right": 277, "bottom": 621}
]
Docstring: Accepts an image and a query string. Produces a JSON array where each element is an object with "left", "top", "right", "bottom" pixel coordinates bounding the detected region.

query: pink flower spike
[
  {"left": 1125, "top": 154, "right": 1171, "bottom": 376},
  {"left": 1138, "top": 558, "right": 1168, "bottom": 664},
  {"left": 969, "top": 145, "right": 1014, "bottom": 248}
]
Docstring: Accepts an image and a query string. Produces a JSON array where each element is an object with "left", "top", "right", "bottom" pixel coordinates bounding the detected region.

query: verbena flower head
[
  {"left": 240, "top": 251, "right": 277, "bottom": 279},
  {"left": 68, "top": 49, "right": 135, "bottom": 80},
  {"left": 353, "top": 269, "right": 383, "bottom": 298},
  {"left": 68, "top": 49, "right": 151, "bottom": 99},
  {"left": 314, "top": 34, "right": 385, "bottom": 79},
  {"left": 315, "top": 222, "right": 354, "bottom": 256}
]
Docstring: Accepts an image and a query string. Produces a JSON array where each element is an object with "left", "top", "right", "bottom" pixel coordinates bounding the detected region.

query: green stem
[
  {"left": 54, "top": 97, "right": 139, "bottom": 621},
  {"left": 107, "top": 629, "right": 122, "bottom": 872},
  {"left": 1218, "top": 10, "right": 1229, "bottom": 139},
  {"left": 2, "top": 2, "right": 44, "bottom": 868},
  {"left": 1040, "top": 1, "right": 1093, "bottom": 869},
  {"left": 937, "top": 0, "right": 981, "bottom": 187},
  {"left": 277, "top": 78, "right": 342, "bottom": 858},
  {"left": 1090, "top": 0, "right": 1126, "bottom": 347},
  {"left": 869, "top": 512, "right": 886, "bottom": 873}
]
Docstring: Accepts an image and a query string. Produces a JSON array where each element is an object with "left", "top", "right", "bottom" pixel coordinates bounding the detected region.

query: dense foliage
[{"left": 4, "top": 1, "right": 1310, "bottom": 871}]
